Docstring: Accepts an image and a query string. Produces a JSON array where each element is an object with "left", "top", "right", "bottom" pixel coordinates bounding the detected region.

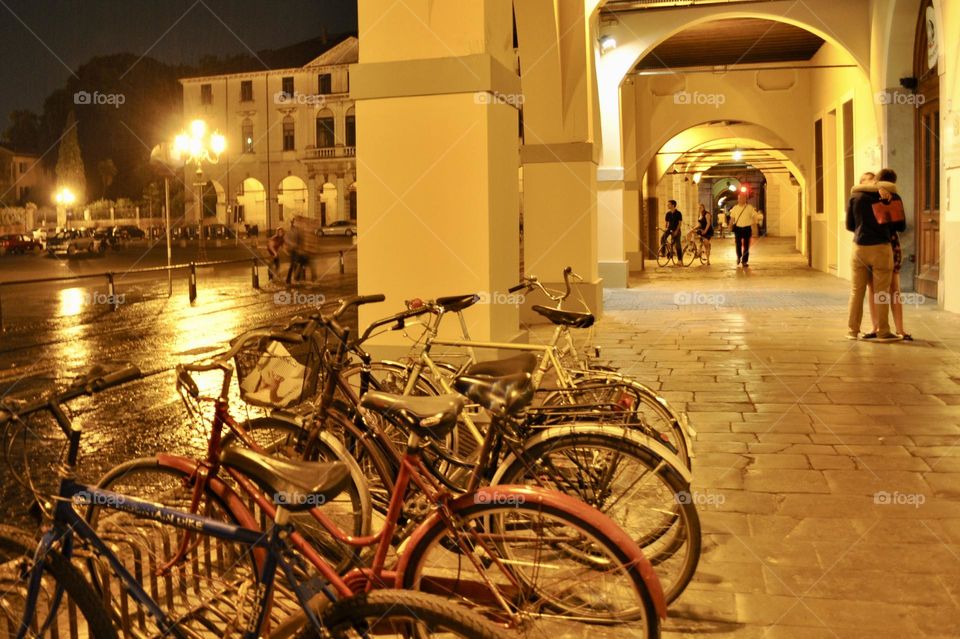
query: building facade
[
  {"left": 179, "top": 36, "right": 358, "bottom": 232},
  {"left": 0, "top": 145, "right": 48, "bottom": 208}
]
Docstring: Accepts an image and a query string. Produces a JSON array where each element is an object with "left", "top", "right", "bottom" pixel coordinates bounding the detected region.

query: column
[
  {"left": 335, "top": 175, "right": 346, "bottom": 223},
  {"left": 353, "top": 0, "right": 520, "bottom": 344}
]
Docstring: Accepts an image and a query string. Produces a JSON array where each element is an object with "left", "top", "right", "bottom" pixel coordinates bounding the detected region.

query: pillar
[
  {"left": 307, "top": 174, "right": 318, "bottom": 220},
  {"left": 336, "top": 175, "right": 346, "bottom": 223},
  {"left": 353, "top": 0, "right": 520, "bottom": 344}
]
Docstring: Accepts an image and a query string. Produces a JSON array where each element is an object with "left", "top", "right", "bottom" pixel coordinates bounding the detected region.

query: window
[
  {"left": 281, "top": 76, "right": 294, "bottom": 98},
  {"left": 345, "top": 115, "right": 356, "bottom": 146},
  {"left": 18, "top": 162, "right": 27, "bottom": 173},
  {"left": 240, "top": 80, "right": 253, "bottom": 102},
  {"left": 201, "top": 83, "right": 213, "bottom": 105},
  {"left": 318, "top": 73, "right": 332, "bottom": 95},
  {"left": 345, "top": 72, "right": 350, "bottom": 94},
  {"left": 282, "top": 117, "right": 295, "bottom": 151},
  {"left": 814, "top": 118, "right": 824, "bottom": 213},
  {"left": 242, "top": 120, "right": 254, "bottom": 153},
  {"left": 316, "top": 116, "right": 335, "bottom": 147},
  {"left": 842, "top": 100, "right": 854, "bottom": 199}
]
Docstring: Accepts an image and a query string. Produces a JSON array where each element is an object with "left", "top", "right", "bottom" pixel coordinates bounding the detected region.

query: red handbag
[{"left": 872, "top": 199, "right": 905, "bottom": 225}]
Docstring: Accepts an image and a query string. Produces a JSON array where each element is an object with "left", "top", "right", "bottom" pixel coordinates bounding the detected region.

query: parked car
[
  {"left": 46, "top": 229, "right": 104, "bottom": 257},
  {"left": 92, "top": 228, "right": 122, "bottom": 251},
  {"left": 317, "top": 220, "right": 357, "bottom": 237},
  {"left": 113, "top": 225, "right": 146, "bottom": 240},
  {"left": 0, "top": 234, "right": 40, "bottom": 254},
  {"left": 30, "top": 228, "right": 55, "bottom": 250}
]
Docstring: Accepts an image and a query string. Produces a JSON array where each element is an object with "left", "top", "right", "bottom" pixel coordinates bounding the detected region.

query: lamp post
[
  {"left": 172, "top": 119, "right": 226, "bottom": 256},
  {"left": 53, "top": 187, "right": 76, "bottom": 229}
]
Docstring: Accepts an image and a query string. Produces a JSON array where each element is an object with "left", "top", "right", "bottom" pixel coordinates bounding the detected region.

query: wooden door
[{"left": 914, "top": 0, "right": 940, "bottom": 298}]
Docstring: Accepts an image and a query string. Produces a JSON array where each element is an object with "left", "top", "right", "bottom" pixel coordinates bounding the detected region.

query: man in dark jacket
[{"left": 845, "top": 168, "right": 906, "bottom": 341}]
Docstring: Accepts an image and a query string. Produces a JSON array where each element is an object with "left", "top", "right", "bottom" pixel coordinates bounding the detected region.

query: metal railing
[{"left": 0, "top": 249, "right": 349, "bottom": 331}]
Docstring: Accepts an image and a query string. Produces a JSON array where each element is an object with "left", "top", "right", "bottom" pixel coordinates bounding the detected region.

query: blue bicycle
[{"left": 0, "top": 363, "right": 508, "bottom": 639}]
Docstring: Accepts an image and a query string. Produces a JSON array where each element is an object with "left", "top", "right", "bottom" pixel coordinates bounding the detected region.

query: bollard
[
  {"left": 106, "top": 273, "right": 118, "bottom": 312},
  {"left": 188, "top": 262, "right": 197, "bottom": 303},
  {"left": 251, "top": 259, "right": 260, "bottom": 290},
  {"left": 339, "top": 251, "right": 344, "bottom": 274}
]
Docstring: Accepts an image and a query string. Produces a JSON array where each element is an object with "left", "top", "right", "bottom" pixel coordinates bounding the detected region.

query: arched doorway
[
  {"left": 319, "top": 182, "right": 338, "bottom": 224},
  {"left": 202, "top": 180, "right": 226, "bottom": 224},
  {"left": 348, "top": 182, "right": 357, "bottom": 221},
  {"left": 914, "top": 0, "right": 941, "bottom": 298},
  {"left": 277, "top": 175, "right": 308, "bottom": 222},
  {"left": 236, "top": 178, "right": 266, "bottom": 229}
]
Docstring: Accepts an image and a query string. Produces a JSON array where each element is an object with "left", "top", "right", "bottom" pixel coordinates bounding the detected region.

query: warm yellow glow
[
  {"left": 54, "top": 187, "right": 76, "bottom": 206},
  {"left": 693, "top": 172, "right": 702, "bottom": 184},
  {"left": 599, "top": 35, "right": 617, "bottom": 53},
  {"left": 190, "top": 119, "right": 207, "bottom": 138},
  {"left": 728, "top": 184, "right": 737, "bottom": 192},
  {"left": 210, "top": 133, "right": 226, "bottom": 155},
  {"left": 732, "top": 149, "right": 743, "bottom": 161}
]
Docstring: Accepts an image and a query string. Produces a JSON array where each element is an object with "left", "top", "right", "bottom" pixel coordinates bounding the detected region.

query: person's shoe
[
  {"left": 861, "top": 332, "right": 878, "bottom": 340},
  {"left": 742, "top": 263, "right": 749, "bottom": 268},
  {"left": 845, "top": 332, "right": 859, "bottom": 340},
  {"left": 874, "top": 333, "right": 903, "bottom": 342},
  {"left": 736, "top": 257, "right": 741, "bottom": 265},
  {"left": 900, "top": 333, "right": 914, "bottom": 341}
]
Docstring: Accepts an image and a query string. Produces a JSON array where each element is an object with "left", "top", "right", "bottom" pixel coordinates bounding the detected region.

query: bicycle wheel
[
  {"left": 399, "top": 497, "right": 661, "bottom": 638},
  {"left": 297, "top": 590, "right": 510, "bottom": 639},
  {"left": 496, "top": 430, "right": 700, "bottom": 603},
  {"left": 539, "top": 375, "right": 691, "bottom": 469},
  {"left": 655, "top": 244, "right": 669, "bottom": 267},
  {"left": 83, "top": 458, "right": 273, "bottom": 636},
  {"left": 681, "top": 242, "right": 696, "bottom": 266},
  {"left": 222, "top": 416, "right": 371, "bottom": 570},
  {"left": 0, "top": 524, "right": 117, "bottom": 639}
]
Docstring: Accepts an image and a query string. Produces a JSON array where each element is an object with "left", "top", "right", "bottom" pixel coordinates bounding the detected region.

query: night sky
[{"left": 0, "top": 0, "right": 358, "bottom": 120}]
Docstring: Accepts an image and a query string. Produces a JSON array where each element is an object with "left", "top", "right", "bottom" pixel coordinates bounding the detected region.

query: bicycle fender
[
  {"left": 394, "top": 484, "right": 668, "bottom": 619},
  {"left": 493, "top": 423, "right": 693, "bottom": 485}
]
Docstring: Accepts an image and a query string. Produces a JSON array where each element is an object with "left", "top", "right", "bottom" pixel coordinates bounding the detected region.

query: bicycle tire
[
  {"left": 221, "top": 416, "right": 372, "bottom": 570},
  {"left": 0, "top": 524, "right": 118, "bottom": 639},
  {"left": 495, "top": 430, "right": 700, "bottom": 603},
  {"left": 295, "top": 590, "right": 510, "bottom": 639},
  {"left": 84, "top": 458, "right": 268, "bottom": 635},
  {"left": 398, "top": 495, "right": 661, "bottom": 638},
  {"left": 539, "top": 374, "right": 691, "bottom": 469},
  {"left": 655, "top": 245, "right": 669, "bottom": 267}
]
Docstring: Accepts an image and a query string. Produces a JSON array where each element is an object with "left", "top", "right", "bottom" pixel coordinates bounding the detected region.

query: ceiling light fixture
[{"left": 599, "top": 35, "right": 617, "bottom": 53}]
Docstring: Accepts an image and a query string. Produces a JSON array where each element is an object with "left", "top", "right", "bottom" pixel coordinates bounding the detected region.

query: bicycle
[
  {"left": 681, "top": 233, "right": 708, "bottom": 266},
  {"left": 88, "top": 303, "right": 668, "bottom": 637},
  {"left": 0, "top": 364, "right": 509, "bottom": 639},
  {"left": 655, "top": 228, "right": 683, "bottom": 267}
]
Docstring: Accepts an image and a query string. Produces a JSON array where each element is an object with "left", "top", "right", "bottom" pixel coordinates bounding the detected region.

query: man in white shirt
[{"left": 727, "top": 192, "right": 759, "bottom": 267}]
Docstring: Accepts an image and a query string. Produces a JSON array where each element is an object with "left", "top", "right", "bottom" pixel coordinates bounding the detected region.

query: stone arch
[
  {"left": 237, "top": 177, "right": 266, "bottom": 229},
  {"left": 277, "top": 175, "right": 308, "bottom": 221},
  {"left": 203, "top": 179, "right": 227, "bottom": 224}
]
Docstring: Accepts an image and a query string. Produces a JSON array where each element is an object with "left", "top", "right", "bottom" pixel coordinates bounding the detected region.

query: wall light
[
  {"left": 693, "top": 172, "right": 702, "bottom": 184},
  {"left": 599, "top": 35, "right": 617, "bottom": 53},
  {"left": 732, "top": 148, "right": 743, "bottom": 161},
  {"left": 728, "top": 184, "right": 737, "bottom": 192},
  {"left": 740, "top": 186, "right": 749, "bottom": 193}
]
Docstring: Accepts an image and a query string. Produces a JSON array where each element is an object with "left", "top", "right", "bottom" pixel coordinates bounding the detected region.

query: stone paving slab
[{"left": 540, "top": 238, "right": 960, "bottom": 637}]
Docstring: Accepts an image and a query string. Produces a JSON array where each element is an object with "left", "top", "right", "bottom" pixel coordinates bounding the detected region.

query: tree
[
  {"left": 97, "top": 158, "right": 118, "bottom": 198},
  {"left": 54, "top": 111, "right": 86, "bottom": 202},
  {"left": 2, "top": 110, "right": 40, "bottom": 152}
]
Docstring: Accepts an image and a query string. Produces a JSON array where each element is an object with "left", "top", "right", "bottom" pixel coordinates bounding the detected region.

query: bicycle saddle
[
  {"left": 455, "top": 353, "right": 537, "bottom": 415},
  {"left": 435, "top": 294, "right": 480, "bottom": 313},
  {"left": 220, "top": 447, "right": 351, "bottom": 512},
  {"left": 360, "top": 392, "right": 464, "bottom": 439},
  {"left": 531, "top": 305, "right": 595, "bottom": 329}
]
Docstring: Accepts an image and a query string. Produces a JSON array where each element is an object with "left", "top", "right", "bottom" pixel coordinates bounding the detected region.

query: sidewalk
[{"left": 586, "top": 236, "right": 960, "bottom": 637}]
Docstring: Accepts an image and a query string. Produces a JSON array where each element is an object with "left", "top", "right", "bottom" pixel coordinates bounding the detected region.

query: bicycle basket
[{"left": 233, "top": 328, "right": 324, "bottom": 409}]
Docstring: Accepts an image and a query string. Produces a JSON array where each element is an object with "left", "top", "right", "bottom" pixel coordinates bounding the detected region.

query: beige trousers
[{"left": 848, "top": 243, "right": 894, "bottom": 335}]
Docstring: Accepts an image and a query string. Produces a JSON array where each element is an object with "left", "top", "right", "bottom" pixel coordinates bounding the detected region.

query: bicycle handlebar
[{"left": 509, "top": 266, "right": 582, "bottom": 304}]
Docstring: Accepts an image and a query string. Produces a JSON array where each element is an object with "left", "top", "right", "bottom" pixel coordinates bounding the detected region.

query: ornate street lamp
[
  {"left": 53, "top": 187, "right": 77, "bottom": 228},
  {"left": 172, "top": 119, "right": 226, "bottom": 253}
]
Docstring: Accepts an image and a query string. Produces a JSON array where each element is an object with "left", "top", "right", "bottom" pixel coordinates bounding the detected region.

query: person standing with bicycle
[
  {"left": 660, "top": 200, "right": 683, "bottom": 262},
  {"left": 728, "top": 191, "right": 759, "bottom": 268}
]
